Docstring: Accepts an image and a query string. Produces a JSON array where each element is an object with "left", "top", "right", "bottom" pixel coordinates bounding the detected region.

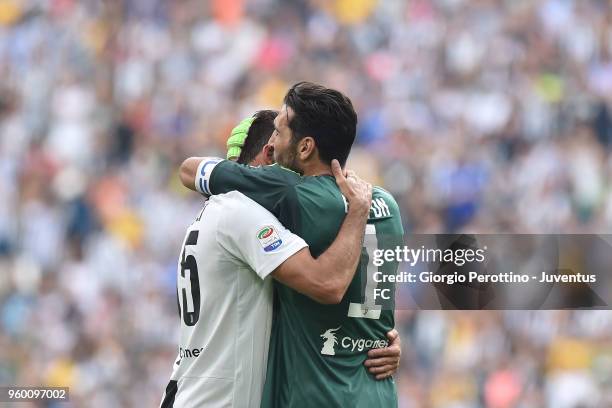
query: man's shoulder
[
  {"left": 295, "top": 175, "right": 340, "bottom": 194},
  {"left": 294, "top": 176, "right": 345, "bottom": 211},
  {"left": 243, "top": 162, "right": 302, "bottom": 182},
  {"left": 210, "top": 191, "right": 274, "bottom": 214},
  {"left": 372, "top": 186, "right": 400, "bottom": 210},
  {"left": 211, "top": 161, "right": 302, "bottom": 189},
  {"left": 369, "top": 186, "right": 403, "bottom": 230},
  {"left": 270, "top": 163, "right": 301, "bottom": 177}
]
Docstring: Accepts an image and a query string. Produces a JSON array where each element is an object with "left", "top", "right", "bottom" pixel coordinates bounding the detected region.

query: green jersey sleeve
[{"left": 207, "top": 160, "right": 303, "bottom": 230}]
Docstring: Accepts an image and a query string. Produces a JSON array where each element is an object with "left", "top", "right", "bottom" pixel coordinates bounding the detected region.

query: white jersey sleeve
[{"left": 216, "top": 193, "right": 308, "bottom": 279}]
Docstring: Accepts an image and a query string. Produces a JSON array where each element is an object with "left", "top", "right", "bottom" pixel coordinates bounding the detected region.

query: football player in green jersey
[{"left": 181, "top": 83, "right": 404, "bottom": 407}]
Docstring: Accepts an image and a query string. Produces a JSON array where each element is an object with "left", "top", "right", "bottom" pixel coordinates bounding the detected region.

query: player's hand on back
[
  {"left": 364, "top": 329, "right": 401, "bottom": 380},
  {"left": 331, "top": 159, "right": 372, "bottom": 216}
]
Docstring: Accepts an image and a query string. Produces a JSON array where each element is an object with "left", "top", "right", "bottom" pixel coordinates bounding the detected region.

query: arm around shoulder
[{"left": 271, "top": 160, "right": 372, "bottom": 304}]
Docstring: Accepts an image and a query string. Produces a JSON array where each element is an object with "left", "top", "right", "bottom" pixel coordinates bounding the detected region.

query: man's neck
[{"left": 301, "top": 160, "right": 332, "bottom": 177}]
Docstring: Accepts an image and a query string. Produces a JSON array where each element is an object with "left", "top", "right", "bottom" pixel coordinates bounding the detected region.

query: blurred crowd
[{"left": 0, "top": 0, "right": 611, "bottom": 406}]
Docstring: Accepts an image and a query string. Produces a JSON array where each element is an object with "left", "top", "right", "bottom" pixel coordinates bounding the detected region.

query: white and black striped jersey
[{"left": 160, "top": 191, "right": 307, "bottom": 408}]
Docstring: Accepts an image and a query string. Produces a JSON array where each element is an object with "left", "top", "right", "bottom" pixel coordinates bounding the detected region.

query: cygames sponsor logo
[{"left": 320, "top": 327, "right": 388, "bottom": 355}]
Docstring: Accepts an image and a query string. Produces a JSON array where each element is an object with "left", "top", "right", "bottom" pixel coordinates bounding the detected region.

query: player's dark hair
[
  {"left": 237, "top": 110, "right": 278, "bottom": 165},
  {"left": 283, "top": 81, "right": 357, "bottom": 166}
]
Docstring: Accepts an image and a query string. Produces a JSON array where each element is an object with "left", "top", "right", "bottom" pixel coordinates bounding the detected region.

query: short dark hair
[
  {"left": 237, "top": 110, "right": 278, "bottom": 165},
  {"left": 283, "top": 82, "right": 357, "bottom": 166}
]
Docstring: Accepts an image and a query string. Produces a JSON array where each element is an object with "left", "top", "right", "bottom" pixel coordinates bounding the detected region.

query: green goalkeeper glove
[{"left": 226, "top": 116, "right": 255, "bottom": 160}]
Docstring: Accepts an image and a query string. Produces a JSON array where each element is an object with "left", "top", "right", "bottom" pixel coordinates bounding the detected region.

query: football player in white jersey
[{"left": 161, "top": 110, "right": 388, "bottom": 407}]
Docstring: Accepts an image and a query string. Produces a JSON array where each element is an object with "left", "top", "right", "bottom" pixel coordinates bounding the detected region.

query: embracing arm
[
  {"left": 191, "top": 156, "right": 371, "bottom": 305},
  {"left": 271, "top": 160, "right": 371, "bottom": 304},
  {"left": 179, "top": 156, "right": 299, "bottom": 217},
  {"left": 179, "top": 157, "right": 202, "bottom": 191}
]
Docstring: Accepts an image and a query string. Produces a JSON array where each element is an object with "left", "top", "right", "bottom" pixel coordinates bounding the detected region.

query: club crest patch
[{"left": 257, "top": 226, "right": 283, "bottom": 252}]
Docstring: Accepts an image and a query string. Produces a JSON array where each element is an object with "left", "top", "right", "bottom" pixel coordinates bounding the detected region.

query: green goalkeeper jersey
[{"left": 207, "top": 161, "right": 404, "bottom": 408}]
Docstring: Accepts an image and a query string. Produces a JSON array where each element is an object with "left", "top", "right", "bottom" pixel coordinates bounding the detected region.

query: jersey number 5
[{"left": 178, "top": 230, "right": 200, "bottom": 326}]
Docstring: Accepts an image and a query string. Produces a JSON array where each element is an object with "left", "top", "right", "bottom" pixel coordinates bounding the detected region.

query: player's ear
[
  {"left": 298, "top": 137, "right": 316, "bottom": 161},
  {"left": 262, "top": 144, "right": 274, "bottom": 165}
]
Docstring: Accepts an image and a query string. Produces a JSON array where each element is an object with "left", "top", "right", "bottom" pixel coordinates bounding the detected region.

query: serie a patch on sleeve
[{"left": 257, "top": 226, "right": 283, "bottom": 252}]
